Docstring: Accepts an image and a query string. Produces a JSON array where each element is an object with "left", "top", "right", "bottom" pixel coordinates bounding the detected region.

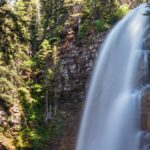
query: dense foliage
[{"left": 0, "top": 0, "right": 147, "bottom": 149}]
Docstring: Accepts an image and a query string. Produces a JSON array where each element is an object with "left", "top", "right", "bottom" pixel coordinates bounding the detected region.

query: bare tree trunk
[{"left": 45, "top": 90, "right": 49, "bottom": 124}]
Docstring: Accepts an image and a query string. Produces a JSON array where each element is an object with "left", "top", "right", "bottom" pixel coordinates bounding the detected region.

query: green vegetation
[
  {"left": 78, "top": 22, "right": 89, "bottom": 38},
  {"left": 93, "top": 19, "right": 109, "bottom": 32},
  {"left": 0, "top": 0, "right": 147, "bottom": 149},
  {"left": 0, "top": 0, "right": 62, "bottom": 149},
  {"left": 77, "top": 1, "right": 130, "bottom": 38},
  {"left": 109, "top": 4, "right": 130, "bottom": 25}
]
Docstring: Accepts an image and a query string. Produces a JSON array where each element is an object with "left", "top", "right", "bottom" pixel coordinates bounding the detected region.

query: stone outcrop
[
  {"left": 55, "top": 30, "right": 107, "bottom": 104},
  {"left": 141, "top": 90, "right": 150, "bottom": 149},
  {"left": 141, "top": 89, "right": 150, "bottom": 129},
  {"left": 139, "top": 22, "right": 150, "bottom": 149}
]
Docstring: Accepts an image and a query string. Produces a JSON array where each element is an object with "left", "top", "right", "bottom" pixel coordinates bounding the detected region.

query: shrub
[
  {"left": 54, "top": 25, "right": 64, "bottom": 36},
  {"left": 109, "top": 4, "right": 130, "bottom": 25},
  {"left": 77, "top": 22, "right": 89, "bottom": 38},
  {"left": 93, "top": 19, "right": 109, "bottom": 32}
]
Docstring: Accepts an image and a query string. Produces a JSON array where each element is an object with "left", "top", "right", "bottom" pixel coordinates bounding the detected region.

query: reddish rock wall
[
  {"left": 54, "top": 31, "right": 107, "bottom": 104},
  {"left": 52, "top": 29, "right": 108, "bottom": 150}
]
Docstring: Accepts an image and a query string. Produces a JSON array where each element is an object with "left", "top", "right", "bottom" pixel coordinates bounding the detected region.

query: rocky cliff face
[
  {"left": 50, "top": 30, "right": 107, "bottom": 150},
  {"left": 54, "top": 31, "right": 107, "bottom": 104},
  {"left": 54, "top": 0, "right": 146, "bottom": 106}
]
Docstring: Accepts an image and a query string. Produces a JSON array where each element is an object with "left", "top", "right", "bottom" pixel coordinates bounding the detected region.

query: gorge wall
[
  {"left": 54, "top": 0, "right": 147, "bottom": 106},
  {"left": 51, "top": 28, "right": 108, "bottom": 150},
  {"left": 55, "top": 31, "right": 107, "bottom": 104},
  {"left": 52, "top": 2, "right": 150, "bottom": 149}
]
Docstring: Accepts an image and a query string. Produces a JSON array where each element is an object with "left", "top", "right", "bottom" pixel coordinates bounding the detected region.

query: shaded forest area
[{"left": 0, "top": 0, "right": 147, "bottom": 149}]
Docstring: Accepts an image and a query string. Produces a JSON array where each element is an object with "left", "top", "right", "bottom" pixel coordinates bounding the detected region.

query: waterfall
[{"left": 76, "top": 4, "right": 149, "bottom": 150}]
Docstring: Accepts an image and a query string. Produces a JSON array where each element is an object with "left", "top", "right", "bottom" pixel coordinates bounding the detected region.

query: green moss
[
  {"left": 54, "top": 25, "right": 64, "bottom": 36},
  {"left": 93, "top": 19, "right": 110, "bottom": 32},
  {"left": 77, "top": 22, "right": 89, "bottom": 38}
]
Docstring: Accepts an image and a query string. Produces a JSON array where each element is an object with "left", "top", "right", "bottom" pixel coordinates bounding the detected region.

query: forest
[{"left": 0, "top": 0, "right": 148, "bottom": 150}]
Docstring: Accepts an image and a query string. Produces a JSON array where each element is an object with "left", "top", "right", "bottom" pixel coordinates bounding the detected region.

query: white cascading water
[{"left": 76, "top": 4, "right": 149, "bottom": 150}]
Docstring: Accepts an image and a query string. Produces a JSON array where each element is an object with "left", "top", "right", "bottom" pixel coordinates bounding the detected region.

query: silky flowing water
[{"left": 76, "top": 4, "right": 150, "bottom": 150}]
